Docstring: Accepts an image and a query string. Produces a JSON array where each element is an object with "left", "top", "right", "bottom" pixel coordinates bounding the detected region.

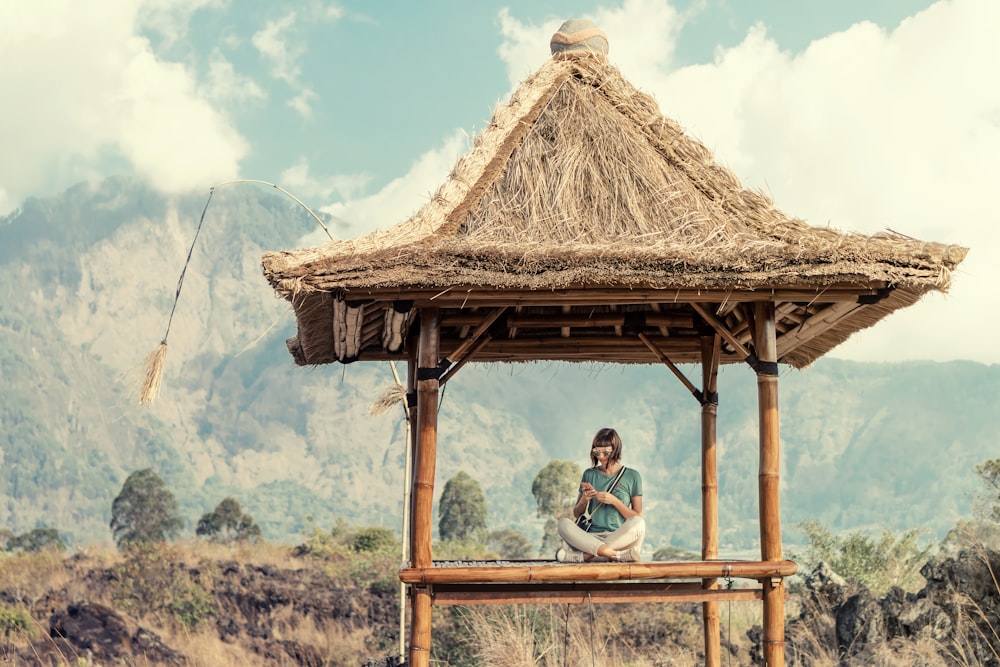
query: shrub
[
  {"left": 653, "top": 545, "right": 700, "bottom": 561},
  {"left": 0, "top": 604, "right": 33, "bottom": 640},
  {"left": 793, "top": 520, "right": 933, "bottom": 594},
  {"left": 5, "top": 527, "right": 65, "bottom": 553},
  {"left": 109, "top": 542, "right": 216, "bottom": 629},
  {"left": 352, "top": 527, "right": 398, "bottom": 553},
  {"left": 196, "top": 497, "right": 261, "bottom": 544}
]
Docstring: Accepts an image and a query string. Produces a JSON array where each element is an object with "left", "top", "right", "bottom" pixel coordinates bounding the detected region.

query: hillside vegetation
[{"left": 1, "top": 177, "right": 997, "bottom": 554}]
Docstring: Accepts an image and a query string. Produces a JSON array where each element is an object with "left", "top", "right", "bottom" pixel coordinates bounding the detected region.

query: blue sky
[{"left": 3, "top": 0, "right": 998, "bottom": 363}]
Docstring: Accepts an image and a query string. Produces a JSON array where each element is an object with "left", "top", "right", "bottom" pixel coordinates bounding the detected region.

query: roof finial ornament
[{"left": 550, "top": 18, "right": 609, "bottom": 57}]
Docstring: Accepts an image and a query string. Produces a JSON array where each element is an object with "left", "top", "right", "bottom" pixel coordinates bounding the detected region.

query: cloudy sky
[{"left": 2, "top": 0, "right": 997, "bottom": 364}]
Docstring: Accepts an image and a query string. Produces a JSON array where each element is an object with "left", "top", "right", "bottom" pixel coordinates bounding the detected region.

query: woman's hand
[
  {"left": 580, "top": 482, "right": 596, "bottom": 499},
  {"left": 593, "top": 491, "right": 618, "bottom": 505}
]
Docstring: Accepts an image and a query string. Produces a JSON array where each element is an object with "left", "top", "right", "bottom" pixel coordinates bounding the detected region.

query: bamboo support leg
[
  {"left": 762, "top": 578, "right": 786, "bottom": 667},
  {"left": 408, "top": 309, "right": 441, "bottom": 667},
  {"left": 410, "top": 587, "right": 432, "bottom": 666},
  {"left": 753, "top": 302, "right": 785, "bottom": 667},
  {"left": 701, "top": 335, "right": 721, "bottom": 667}
]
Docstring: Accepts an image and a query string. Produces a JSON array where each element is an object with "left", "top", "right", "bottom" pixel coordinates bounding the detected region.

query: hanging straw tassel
[
  {"left": 369, "top": 384, "right": 406, "bottom": 415},
  {"left": 138, "top": 180, "right": 333, "bottom": 406},
  {"left": 139, "top": 341, "right": 168, "bottom": 405},
  {"left": 138, "top": 188, "right": 216, "bottom": 405}
]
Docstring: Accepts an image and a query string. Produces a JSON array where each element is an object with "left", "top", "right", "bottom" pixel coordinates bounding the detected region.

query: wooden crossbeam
[
  {"left": 428, "top": 582, "right": 763, "bottom": 606},
  {"left": 441, "top": 312, "right": 696, "bottom": 329},
  {"left": 691, "top": 303, "right": 750, "bottom": 358},
  {"left": 342, "top": 286, "right": 889, "bottom": 307},
  {"left": 400, "top": 560, "right": 797, "bottom": 585}
]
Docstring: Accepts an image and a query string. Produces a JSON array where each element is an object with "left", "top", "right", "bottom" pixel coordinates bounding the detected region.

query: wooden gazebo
[{"left": 261, "top": 21, "right": 966, "bottom": 667}]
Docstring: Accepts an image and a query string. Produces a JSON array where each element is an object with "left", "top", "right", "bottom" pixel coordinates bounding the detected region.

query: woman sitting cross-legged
[{"left": 556, "top": 427, "right": 645, "bottom": 563}]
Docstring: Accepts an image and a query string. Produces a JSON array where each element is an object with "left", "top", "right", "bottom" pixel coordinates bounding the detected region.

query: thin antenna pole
[
  {"left": 211, "top": 179, "right": 334, "bottom": 241},
  {"left": 391, "top": 359, "right": 412, "bottom": 661}
]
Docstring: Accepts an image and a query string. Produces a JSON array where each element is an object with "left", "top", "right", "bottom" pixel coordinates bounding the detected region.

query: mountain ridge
[{"left": 1, "top": 177, "right": 995, "bottom": 552}]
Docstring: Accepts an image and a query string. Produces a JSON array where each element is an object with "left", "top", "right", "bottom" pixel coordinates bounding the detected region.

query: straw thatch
[{"left": 261, "top": 50, "right": 966, "bottom": 369}]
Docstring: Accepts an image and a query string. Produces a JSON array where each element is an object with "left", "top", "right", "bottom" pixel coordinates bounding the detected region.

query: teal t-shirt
[{"left": 581, "top": 466, "right": 643, "bottom": 533}]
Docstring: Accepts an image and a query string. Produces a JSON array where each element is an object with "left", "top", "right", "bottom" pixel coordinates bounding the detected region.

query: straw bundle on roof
[{"left": 260, "top": 42, "right": 966, "bottom": 369}]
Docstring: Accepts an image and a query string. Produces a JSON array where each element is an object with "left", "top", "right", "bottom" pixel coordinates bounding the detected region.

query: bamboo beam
[
  {"left": 429, "top": 582, "right": 762, "bottom": 605},
  {"left": 775, "top": 301, "right": 861, "bottom": 359},
  {"left": 399, "top": 559, "right": 797, "bottom": 584},
  {"left": 510, "top": 312, "right": 695, "bottom": 329},
  {"left": 650, "top": 302, "right": 671, "bottom": 337},
  {"left": 443, "top": 306, "right": 505, "bottom": 363},
  {"left": 344, "top": 340, "right": 744, "bottom": 365},
  {"left": 638, "top": 333, "right": 700, "bottom": 397},
  {"left": 701, "top": 335, "right": 722, "bottom": 667},
  {"left": 440, "top": 334, "right": 492, "bottom": 386},
  {"left": 479, "top": 336, "right": 704, "bottom": 355},
  {"left": 435, "top": 306, "right": 505, "bottom": 386},
  {"left": 752, "top": 301, "right": 785, "bottom": 667},
  {"left": 339, "top": 285, "right": 889, "bottom": 307},
  {"left": 691, "top": 303, "right": 752, "bottom": 358},
  {"left": 409, "top": 309, "right": 441, "bottom": 667},
  {"left": 442, "top": 311, "right": 695, "bottom": 329}
]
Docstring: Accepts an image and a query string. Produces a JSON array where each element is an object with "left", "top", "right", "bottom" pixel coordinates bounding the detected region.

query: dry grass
[
  {"left": 0, "top": 541, "right": 397, "bottom": 667},
  {"left": 453, "top": 603, "right": 706, "bottom": 667},
  {"left": 7, "top": 540, "right": 1000, "bottom": 666}
]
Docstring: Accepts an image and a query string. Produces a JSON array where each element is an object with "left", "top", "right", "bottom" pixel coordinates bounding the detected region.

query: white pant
[{"left": 557, "top": 515, "right": 646, "bottom": 558}]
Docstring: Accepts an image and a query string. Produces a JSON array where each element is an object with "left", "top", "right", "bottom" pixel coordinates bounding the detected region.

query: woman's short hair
[{"left": 590, "top": 427, "right": 623, "bottom": 467}]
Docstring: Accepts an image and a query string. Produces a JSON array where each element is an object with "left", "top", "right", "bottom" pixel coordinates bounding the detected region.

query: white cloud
[
  {"left": 297, "top": 130, "right": 470, "bottom": 246},
  {"left": 498, "top": 0, "right": 684, "bottom": 89},
  {"left": 279, "top": 156, "right": 370, "bottom": 203},
  {"left": 0, "top": 0, "right": 247, "bottom": 212},
  {"left": 137, "top": 0, "right": 225, "bottom": 46},
  {"left": 322, "top": 4, "right": 345, "bottom": 22},
  {"left": 251, "top": 6, "right": 345, "bottom": 119},
  {"left": 494, "top": 0, "right": 1000, "bottom": 363},
  {"left": 252, "top": 12, "right": 302, "bottom": 84},
  {"left": 288, "top": 88, "right": 318, "bottom": 119},
  {"left": 117, "top": 41, "right": 248, "bottom": 191},
  {"left": 206, "top": 50, "right": 267, "bottom": 104}
]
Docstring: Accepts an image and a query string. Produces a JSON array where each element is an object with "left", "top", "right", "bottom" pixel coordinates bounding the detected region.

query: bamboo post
[
  {"left": 701, "top": 335, "right": 721, "bottom": 667},
  {"left": 753, "top": 301, "right": 785, "bottom": 667},
  {"left": 409, "top": 308, "right": 441, "bottom": 667}
]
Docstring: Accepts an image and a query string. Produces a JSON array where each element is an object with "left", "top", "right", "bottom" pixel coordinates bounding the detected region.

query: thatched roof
[{"left": 262, "top": 44, "right": 966, "bottom": 370}]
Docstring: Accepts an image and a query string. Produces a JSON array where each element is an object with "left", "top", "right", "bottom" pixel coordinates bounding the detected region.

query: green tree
[
  {"left": 5, "top": 527, "right": 65, "bottom": 553},
  {"left": 793, "top": 520, "right": 933, "bottom": 594},
  {"left": 975, "top": 459, "right": 1000, "bottom": 522},
  {"left": 531, "top": 460, "right": 581, "bottom": 556},
  {"left": 946, "top": 459, "right": 1000, "bottom": 551},
  {"left": 110, "top": 469, "right": 184, "bottom": 548},
  {"left": 653, "top": 545, "right": 699, "bottom": 561},
  {"left": 531, "top": 460, "right": 581, "bottom": 519},
  {"left": 438, "top": 471, "right": 487, "bottom": 543},
  {"left": 196, "top": 497, "right": 261, "bottom": 544},
  {"left": 486, "top": 529, "right": 534, "bottom": 559},
  {"left": 352, "top": 526, "right": 398, "bottom": 553}
]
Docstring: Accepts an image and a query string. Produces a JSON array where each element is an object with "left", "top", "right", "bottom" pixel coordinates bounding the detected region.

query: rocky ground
[
  {"left": 0, "top": 545, "right": 401, "bottom": 666},
  {"left": 770, "top": 548, "right": 1000, "bottom": 666},
  {"left": 1, "top": 545, "right": 998, "bottom": 665}
]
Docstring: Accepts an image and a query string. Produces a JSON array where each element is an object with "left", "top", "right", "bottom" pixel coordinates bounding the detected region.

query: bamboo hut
[{"left": 261, "top": 20, "right": 966, "bottom": 667}]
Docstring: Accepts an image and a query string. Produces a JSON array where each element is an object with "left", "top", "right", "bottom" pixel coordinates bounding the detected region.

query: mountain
[{"left": 1, "top": 178, "right": 996, "bottom": 552}]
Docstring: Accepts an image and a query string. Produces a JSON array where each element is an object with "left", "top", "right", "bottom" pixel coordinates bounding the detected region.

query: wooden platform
[{"left": 399, "top": 559, "right": 797, "bottom": 605}]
